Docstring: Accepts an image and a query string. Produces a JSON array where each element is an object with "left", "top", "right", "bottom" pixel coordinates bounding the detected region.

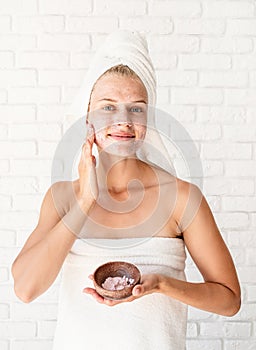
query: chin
[{"left": 102, "top": 140, "right": 144, "bottom": 157}]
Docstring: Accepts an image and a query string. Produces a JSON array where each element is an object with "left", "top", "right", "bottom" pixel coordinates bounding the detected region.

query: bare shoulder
[{"left": 49, "top": 180, "right": 78, "bottom": 218}]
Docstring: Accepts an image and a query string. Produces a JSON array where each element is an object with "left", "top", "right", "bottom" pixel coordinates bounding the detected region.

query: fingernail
[{"left": 134, "top": 287, "right": 141, "bottom": 296}]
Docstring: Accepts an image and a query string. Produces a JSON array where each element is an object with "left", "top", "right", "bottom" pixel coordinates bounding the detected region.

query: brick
[
  {"left": 227, "top": 231, "right": 256, "bottom": 248},
  {"left": 233, "top": 54, "right": 256, "bottom": 70},
  {"left": 61, "top": 86, "right": 78, "bottom": 104},
  {"left": 0, "top": 230, "right": 16, "bottom": 246},
  {"left": 249, "top": 71, "right": 256, "bottom": 87},
  {"left": 148, "top": 1, "right": 201, "bottom": 18},
  {"left": 200, "top": 71, "right": 248, "bottom": 88},
  {"left": 0, "top": 15, "right": 11, "bottom": 32},
  {"left": 0, "top": 69, "right": 36, "bottom": 87},
  {"left": 0, "top": 0, "right": 37, "bottom": 14},
  {"left": 237, "top": 267, "right": 256, "bottom": 283},
  {"left": 224, "top": 322, "right": 252, "bottom": 338},
  {"left": 0, "top": 267, "right": 9, "bottom": 282},
  {"left": 0, "top": 160, "right": 10, "bottom": 173},
  {"left": 179, "top": 54, "right": 231, "bottom": 70},
  {"left": 200, "top": 322, "right": 223, "bottom": 336},
  {"left": 156, "top": 87, "right": 169, "bottom": 105},
  {"left": 181, "top": 123, "right": 221, "bottom": 141},
  {"left": 0, "top": 321, "right": 36, "bottom": 338},
  {"left": 201, "top": 142, "right": 251, "bottom": 160},
  {"left": 166, "top": 106, "right": 196, "bottom": 122},
  {"left": 9, "top": 123, "right": 62, "bottom": 140},
  {"left": 225, "top": 160, "right": 256, "bottom": 177},
  {"left": 0, "top": 194, "right": 11, "bottom": 210},
  {"left": 0, "top": 341, "right": 8, "bottom": 350},
  {"left": 151, "top": 53, "right": 177, "bottom": 70},
  {"left": 246, "top": 249, "right": 256, "bottom": 265},
  {"left": 157, "top": 70, "right": 197, "bottom": 87},
  {"left": 0, "top": 211, "right": 38, "bottom": 230},
  {"left": 38, "top": 320, "right": 57, "bottom": 337},
  {"left": 0, "top": 142, "right": 36, "bottom": 157},
  {"left": 247, "top": 285, "right": 256, "bottom": 302},
  {"left": 0, "top": 51, "right": 14, "bottom": 68},
  {"left": 204, "top": 178, "right": 254, "bottom": 196},
  {"left": 224, "top": 340, "right": 256, "bottom": 350},
  {"left": 203, "top": 1, "right": 254, "bottom": 18},
  {"left": 94, "top": 0, "right": 146, "bottom": 16},
  {"left": 12, "top": 194, "right": 43, "bottom": 211},
  {"left": 225, "top": 89, "right": 256, "bottom": 106},
  {"left": 186, "top": 322, "right": 198, "bottom": 337},
  {"left": 214, "top": 213, "right": 249, "bottom": 229},
  {"left": 0, "top": 106, "right": 36, "bottom": 122},
  {"left": 197, "top": 106, "right": 246, "bottom": 124},
  {"left": 207, "top": 195, "right": 221, "bottom": 212},
  {"left": 223, "top": 125, "right": 256, "bottom": 141},
  {"left": 11, "top": 302, "right": 58, "bottom": 320},
  {"left": 8, "top": 87, "right": 60, "bottom": 104},
  {"left": 149, "top": 35, "right": 200, "bottom": 53},
  {"left": 0, "top": 176, "right": 38, "bottom": 194},
  {"left": 38, "top": 34, "right": 90, "bottom": 51},
  {"left": 39, "top": 0, "right": 92, "bottom": 15},
  {"left": 186, "top": 339, "right": 222, "bottom": 350},
  {"left": 222, "top": 197, "right": 256, "bottom": 212},
  {"left": 229, "top": 248, "right": 245, "bottom": 265},
  {"left": 12, "top": 340, "right": 53, "bottom": 350},
  {"left": 38, "top": 69, "right": 85, "bottom": 87},
  {"left": 17, "top": 51, "right": 69, "bottom": 69},
  {"left": 0, "top": 35, "right": 36, "bottom": 50},
  {"left": 37, "top": 105, "right": 68, "bottom": 122},
  {"left": 0, "top": 247, "right": 19, "bottom": 264},
  {"left": 0, "top": 285, "right": 18, "bottom": 302},
  {"left": 174, "top": 19, "right": 225, "bottom": 35},
  {"left": 231, "top": 304, "right": 256, "bottom": 321},
  {"left": 0, "top": 304, "right": 9, "bottom": 319},
  {"left": 37, "top": 141, "right": 59, "bottom": 157},
  {"left": 11, "top": 159, "right": 62, "bottom": 177},
  {"left": 188, "top": 306, "right": 213, "bottom": 320},
  {"left": 0, "top": 89, "right": 7, "bottom": 103},
  {"left": 227, "top": 19, "right": 256, "bottom": 35},
  {"left": 0, "top": 124, "right": 8, "bottom": 138},
  {"left": 172, "top": 88, "right": 223, "bottom": 105},
  {"left": 13, "top": 15, "right": 64, "bottom": 33},
  {"left": 121, "top": 17, "right": 173, "bottom": 34},
  {"left": 201, "top": 37, "right": 253, "bottom": 54},
  {"left": 70, "top": 52, "right": 94, "bottom": 69},
  {"left": 67, "top": 17, "right": 118, "bottom": 33}
]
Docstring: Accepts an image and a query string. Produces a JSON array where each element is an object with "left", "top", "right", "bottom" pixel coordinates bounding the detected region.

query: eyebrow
[{"left": 97, "top": 98, "right": 147, "bottom": 104}]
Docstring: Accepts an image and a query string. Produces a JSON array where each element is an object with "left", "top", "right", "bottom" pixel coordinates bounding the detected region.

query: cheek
[{"left": 136, "top": 125, "right": 147, "bottom": 139}]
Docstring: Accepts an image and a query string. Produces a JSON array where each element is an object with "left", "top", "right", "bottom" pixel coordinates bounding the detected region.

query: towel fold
[{"left": 53, "top": 237, "right": 187, "bottom": 350}]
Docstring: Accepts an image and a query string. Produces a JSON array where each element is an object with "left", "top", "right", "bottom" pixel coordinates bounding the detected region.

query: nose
[{"left": 117, "top": 121, "right": 132, "bottom": 127}]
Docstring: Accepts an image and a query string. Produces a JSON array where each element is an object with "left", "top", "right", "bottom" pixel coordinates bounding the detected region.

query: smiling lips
[{"left": 108, "top": 133, "right": 135, "bottom": 140}]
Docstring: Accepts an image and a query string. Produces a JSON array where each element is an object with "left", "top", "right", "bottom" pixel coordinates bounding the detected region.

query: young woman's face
[{"left": 88, "top": 74, "right": 148, "bottom": 156}]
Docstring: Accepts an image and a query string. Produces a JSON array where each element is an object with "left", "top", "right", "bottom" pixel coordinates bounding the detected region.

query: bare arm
[
  {"left": 158, "top": 182, "right": 241, "bottom": 316},
  {"left": 12, "top": 125, "right": 98, "bottom": 303}
]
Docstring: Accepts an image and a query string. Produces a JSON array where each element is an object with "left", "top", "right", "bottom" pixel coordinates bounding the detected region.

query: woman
[{"left": 12, "top": 30, "right": 240, "bottom": 350}]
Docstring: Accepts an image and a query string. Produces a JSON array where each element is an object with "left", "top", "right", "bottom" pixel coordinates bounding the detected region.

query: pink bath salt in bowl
[{"left": 93, "top": 261, "right": 141, "bottom": 300}]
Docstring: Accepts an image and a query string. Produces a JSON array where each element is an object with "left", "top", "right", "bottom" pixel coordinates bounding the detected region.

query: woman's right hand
[{"left": 77, "top": 123, "right": 99, "bottom": 212}]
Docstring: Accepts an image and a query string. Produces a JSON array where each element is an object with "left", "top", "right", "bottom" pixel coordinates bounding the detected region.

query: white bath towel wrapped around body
[{"left": 52, "top": 237, "right": 187, "bottom": 350}]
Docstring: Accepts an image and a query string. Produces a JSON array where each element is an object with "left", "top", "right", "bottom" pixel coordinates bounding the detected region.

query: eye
[
  {"left": 103, "top": 105, "right": 115, "bottom": 111},
  {"left": 130, "top": 106, "right": 143, "bottom": 113}
]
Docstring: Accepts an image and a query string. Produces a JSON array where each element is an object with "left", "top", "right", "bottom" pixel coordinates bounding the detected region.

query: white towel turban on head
[{"left": 68, "top": 30, "right": 156, "bottom": 119}]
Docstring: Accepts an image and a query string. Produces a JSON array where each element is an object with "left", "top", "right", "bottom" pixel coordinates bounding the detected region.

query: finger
[
  {"left": 88, "top": 274, "right": 94, "bottom": 280},
  {"left": 86, "top": 123, "right": 95, "bottom": 144},
  {"left": 132, "top": 284, "right": 144, "bottom": 297},
  {"left": 83, "top": 288, "right": 104, "bottom": 303}
]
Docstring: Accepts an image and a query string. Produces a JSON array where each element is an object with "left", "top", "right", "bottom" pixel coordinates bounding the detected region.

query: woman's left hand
[{"left": 83, "top": 273, "right": 161, "bottom": 306}]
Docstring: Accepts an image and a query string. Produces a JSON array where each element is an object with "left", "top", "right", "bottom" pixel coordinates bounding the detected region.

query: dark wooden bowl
[{"left": 93, "top": 261, "right": 141, "bottom": 300}]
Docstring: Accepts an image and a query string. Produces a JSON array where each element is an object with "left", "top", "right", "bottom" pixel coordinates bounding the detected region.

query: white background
[{"left": 0, "top": 0, "right": 256, "bottom": 349}]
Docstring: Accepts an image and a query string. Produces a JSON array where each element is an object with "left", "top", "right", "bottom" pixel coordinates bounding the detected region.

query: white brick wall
[{"left": 1, "top": 0, "right": 255, "bottom": 349}]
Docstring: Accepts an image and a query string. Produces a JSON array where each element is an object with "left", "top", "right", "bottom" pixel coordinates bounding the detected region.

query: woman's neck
[{"left": 96, "top": 151, "right": 146, "bottom": 193}]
